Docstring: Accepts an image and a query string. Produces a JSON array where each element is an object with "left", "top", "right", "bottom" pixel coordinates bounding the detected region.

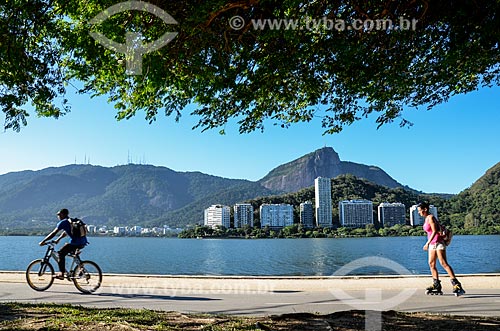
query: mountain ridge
[
  {"left": 0, "top": 147, "right": 478, "bottom": 229},
  {"left": 0, "top": 163, "right": 277, "bottom": 228}
]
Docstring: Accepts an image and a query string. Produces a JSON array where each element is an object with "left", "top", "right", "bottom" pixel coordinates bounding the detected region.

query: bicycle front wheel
[
  {"left": 26, "top": 259, "right": 54, "bottom": 291},
  {"left": 72, "top": 260, "right": 102, "bottom": 294}
]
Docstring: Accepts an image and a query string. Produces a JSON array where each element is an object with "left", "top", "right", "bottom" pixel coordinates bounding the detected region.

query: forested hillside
[
  {"left": 442, "top": 162, "right": 500, "bottom": 233},
  {"left": 0, "top": 164, "right": 276, "bottom": 230}
]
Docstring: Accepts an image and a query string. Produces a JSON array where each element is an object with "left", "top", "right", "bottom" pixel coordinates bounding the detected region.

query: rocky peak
[
  {"left": 312, "top": 146, "right": 341, "bottom": 168},
  {"left": 258, "top": 147, "right": 402, "bottom": 193},
  {"left": 258, "top": 147, "right": 343, "bottom": 193}
]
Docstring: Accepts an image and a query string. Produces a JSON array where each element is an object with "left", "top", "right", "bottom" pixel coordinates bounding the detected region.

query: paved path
[{"left": 1, "top": 272, "right": 499, "bottom": 317}]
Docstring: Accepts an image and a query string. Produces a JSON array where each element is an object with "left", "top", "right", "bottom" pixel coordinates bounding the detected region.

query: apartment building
[
  {"left": 204, "top": 204, "right": 231, "bottom": 229},
  {"left": 315, "top": 177, "right": 333, "bottom": 227},
  {"left": 300, "top": 201, "right": 314, "bottom": 228},
  {"left": 234, "top": 203, "right": 254, "bottom": 228},
  {"left": 339, "top": 199, "right": 374, "bottom": 228},
  {"left": 260, "top": 204, "right": 294, "bottom": 229},
  {"left": 378, "top": 202, "right": 406, "bottom": 227}
]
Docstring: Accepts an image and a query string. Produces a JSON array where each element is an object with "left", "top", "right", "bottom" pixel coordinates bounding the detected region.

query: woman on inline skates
[{"left": 418, "top": 202, "right": 465, "bottom": 296}]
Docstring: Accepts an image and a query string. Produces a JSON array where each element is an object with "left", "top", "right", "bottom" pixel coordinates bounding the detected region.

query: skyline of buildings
[
  {"left": 82, "top": 197, "right": 433, "bottom": 236},
  {"left": 203, "top": 177, "right": 436, "bottom": 230},
  {"left": 94, "top": 225, "right": 183, "bottom": 236}
]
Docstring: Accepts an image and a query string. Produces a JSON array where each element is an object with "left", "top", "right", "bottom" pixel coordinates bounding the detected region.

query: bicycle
[{"left": 26, "top": 241, "right": 102, "bottom": 294}]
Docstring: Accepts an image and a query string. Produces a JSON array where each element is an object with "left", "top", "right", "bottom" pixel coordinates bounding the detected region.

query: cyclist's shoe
[{"left": 54, "top": 272, "right": 65, "bottom": 280}]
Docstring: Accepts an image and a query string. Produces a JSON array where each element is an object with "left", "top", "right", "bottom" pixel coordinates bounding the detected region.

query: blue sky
[{"left": 1, "top": 84, "right": 499, "bottom": 194}]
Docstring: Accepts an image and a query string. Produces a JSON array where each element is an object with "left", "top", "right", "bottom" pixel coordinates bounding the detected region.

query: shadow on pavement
[
  {"left": 459, "top": 293, "right": 500, "bottom": 299},
  {"left": 212, "top": 298, "right": 339, "bottom": 315},
  {"left": 96, "top": 292, "right": 220, "bottom": 301}
]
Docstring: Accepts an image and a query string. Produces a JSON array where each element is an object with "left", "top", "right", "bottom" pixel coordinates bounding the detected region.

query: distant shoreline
[{"left": 1, "top": 232, "right": 499, "bottom": 239}]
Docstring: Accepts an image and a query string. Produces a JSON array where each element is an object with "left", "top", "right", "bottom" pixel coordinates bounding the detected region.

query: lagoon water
[{"left": 1, "top": 235, "right": 499, "bottom": 276}]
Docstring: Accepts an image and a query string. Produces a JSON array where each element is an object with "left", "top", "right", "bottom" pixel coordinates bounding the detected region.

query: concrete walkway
[{"left": 1, "top": 272, "right": 499, "bottom": 317}]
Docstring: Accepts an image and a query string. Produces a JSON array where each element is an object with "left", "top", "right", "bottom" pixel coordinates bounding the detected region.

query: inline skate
[
  {"left": 451, "top": 279, "right": 465, "bottom": 297},
  {"left": 425, "top": 279, "right": 443, "bottom": 295}
]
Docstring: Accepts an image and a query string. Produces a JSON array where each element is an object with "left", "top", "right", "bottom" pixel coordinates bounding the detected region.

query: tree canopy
[{"left": 2, "top": 0, "right": 499, "bottom": 133}]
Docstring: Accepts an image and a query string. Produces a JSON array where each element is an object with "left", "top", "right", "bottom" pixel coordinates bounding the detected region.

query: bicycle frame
[
  {"left": 38, "top": 243, "right": 58, "bottom": 276},
  {"left": 41, "top": 241, "right": 84, "bottom": 279},
  {"left": 67, "top": 251, "right": 84, "bottom": 279}
]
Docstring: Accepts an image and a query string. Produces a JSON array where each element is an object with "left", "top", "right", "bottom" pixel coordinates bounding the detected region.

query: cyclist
[{"left": 39, "top": 208, "right": 88, "bottom": 279}]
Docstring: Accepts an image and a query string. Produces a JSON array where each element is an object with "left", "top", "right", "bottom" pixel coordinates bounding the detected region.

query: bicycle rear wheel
[
  {"left": 26, "top": 259, "right": 54, "bottom": 291},
  {"left": 72, "top": 260, "right": 102, "bottom": 294}
]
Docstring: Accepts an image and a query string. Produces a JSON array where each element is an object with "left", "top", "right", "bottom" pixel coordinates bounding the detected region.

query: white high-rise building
[
  {"left": 204, "top": 204, "right": 231, "bottom": 229},
  {"left": 260, "top": 204, "right": 294, "bottom": 229},
  {"left": 300, "top": 201, "right": 314, "bottom": 228},
  {"left": 86, "top": 225, "right": 97, "bottom": 234},
  {"left": 339, "top": 200, "right": 373, "bottom": 228},
  {"left": 315, "top": 177, "right": 332, "bottom": 227},
  {"left": 378, "top": 202, "right": 406, "bottom": 227},
  {"left": 113, "top": 226, "right": 126, "bottom": 235},
  {"left": 410, "top": 204, "right": 438, "bottom": 226},
  {"left": 234, "top": 203, "right": 254, "bottom": 228}
]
